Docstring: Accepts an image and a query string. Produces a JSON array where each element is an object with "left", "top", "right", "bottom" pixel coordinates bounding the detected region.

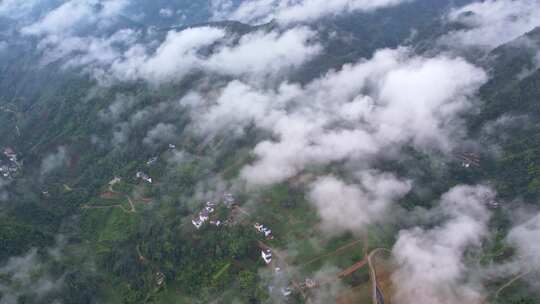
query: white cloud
[
  {"left": 99, "top": 94, "right": 138, "bottom": 123},
  {"left": 108, "top": 26, "right": 226, "bottom": 84},
  {"left": 442, "top": 0, "right": 540, "bottom": 50},
  {"left": 159, "top": 8, "right": 174, "bottom": 18},
  {"left": 17, "top": 0, "right": 134, "bottom": 75},
  {"left": 183, "top": 48, "right": 487, "bottom": 186},
  {"left": 0, "top": 240, "right": 66, "bottom": 303},
  {"left": 507, "top": 212, "right": 540, "bottom": 273},
  {"left": 41, "top": 146, "right": 68, "bottom": 175},
  {"left": 213, "top": 0, "right": 411, "bottom": 24},
  {"left": 17, "top": 3, "right": 321, "bottom": 85},
  {"left": 0, "top": 0, "right": 44, "bottom": 18},
  {"left": 22, "top": 0, "right": 128, "bottom": 36},
  {"left": 308, "top": 172, "right": 411, "bottom": 235},
  {"left": 108, "top": 26, "right": 320, "bottom": 84},
  {"left": 37, "top": 28, "right": 139, "bottom": 67},
  {"left": 0, "top": 177, "right": 10, "bottom": 202},
  {"left": 204, "top": 26, "right": 322, "bottom": 78},
  {"left": 391, "top": 185, "right": 495, "bottom": 304},
  {"left": 143, "top": 123, "right": 177, "bottom": 147}
]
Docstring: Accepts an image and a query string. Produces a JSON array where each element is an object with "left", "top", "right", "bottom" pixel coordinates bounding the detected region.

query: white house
[
  {"left": 146, "top": 157, "right": 158, "bottom": 166},
  {"left": 280, "top": 287, "right": 292, "bottom": 297},
  {"left": 254, "top": 223, "right": 273, "bottom": 238},
  {"left": 261, "top": 249, "right": 272, "bottom": 264},
  {"left": 199, "top": 209, "right": 210, "bottom": 222},
  {"left": 192, "top": 218, "right": 204, "bottom": 229},
  {"left": 136, "top": 172, "right": 153, "bottom": 183}
]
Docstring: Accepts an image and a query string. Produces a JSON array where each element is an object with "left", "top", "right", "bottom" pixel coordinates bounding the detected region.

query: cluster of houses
[
  {"left": 455, "top": 151, "right": 481, "bottom": 168},
  {"left": 0, "top": 148, "right": 19, "bottom": 178},
  {"left": 134, "top": 156, "right": 159, "bottom": 183},
  {"left": 191, "top": 193, "right": 237, "bottom": 229},
  {"left": 254, "top": 223, "right": 274, "bottom": 239},
  {"left": 146, "top": 156, "right": 158, "bottom": 166},
  {"left": 136, "top": 171, "right": 152, "bottom": 184},
  {"left": 301, "top": 278, "right": 318, "bottom": 289},
  {"left": 192, "top": 201, "right": 221, "bottom": 229},
  {"left": 155, "top": 272, "right": 165, "bottom": 287}
]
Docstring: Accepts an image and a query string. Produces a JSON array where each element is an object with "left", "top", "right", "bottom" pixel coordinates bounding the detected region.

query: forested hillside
[{"left": 0, "top": 1, "right": 540, "bottom": 303}]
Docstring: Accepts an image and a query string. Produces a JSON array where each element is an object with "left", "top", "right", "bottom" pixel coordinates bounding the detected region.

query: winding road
[{"left": 368, "top": 248, "right": 391, "bottom": 304}]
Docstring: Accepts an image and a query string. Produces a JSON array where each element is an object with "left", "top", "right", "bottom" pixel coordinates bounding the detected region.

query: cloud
[
  {"left": 21, "top": 0, "right": 128, "bottom": 36},
  {"left": 108, "top": 26, "right": 225, "bottom": 84},
  {"left": 39, "top": 28, "right": 139, "bottom": 67},
  {"left": 143, "top": 123, "right": 177, "bottom": 147},
  {"left": 166, "top": 150, "right": 189, "bottom": 165},
  {"left": 0, "top": 177, "right": 10, "bottom": 202},
  {"left": 308, "top": 172, "right": 411, "bottom": 235},
  {"left": 0, "top": 248, "right": 64, "bottom": 303},
  {"left": 108, "top": 26, "right": 320, "bottom": 84},
  {"left": 101, "top": 97, "right": 185, "bottom": 148},
  {"left": 17, "top": 3, "right": 321, "bottom": 86},
  {"left": 41, "top": 146, "right": 68, "bottom": 175},
  {"left": 183, "top": 48, "right": 487, "bottom": 186},
  {"left": 505, "top": 212, "right": 540, "bottom": 288},
  {"left": 0, "top": 0, "right": 44, "bottom": 18},
  {"left": 213, "top": 0, "right": 411, "bottom": 25},
  {"left": 390, "top": 185, "right": 495, "bottom": 304},
  {"left": 441, "top": 0, "right": 540, "bottom": 50},
  {"left": 204, "top": 26, "right": 321, "bottom": 79},
  {"left": 159, "top": 8, "right": 174, "bottom": 18},
  {"left": 98, "top": 94, "right": 138, "bottom": 123}
]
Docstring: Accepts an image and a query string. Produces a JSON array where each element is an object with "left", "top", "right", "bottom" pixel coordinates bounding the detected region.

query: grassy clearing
[{"left": 80, "top": 207, "right": 140, "bottom": 242}]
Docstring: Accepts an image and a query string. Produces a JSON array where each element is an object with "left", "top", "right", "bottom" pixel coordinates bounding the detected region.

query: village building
[
  {"left": 3, "top": 148, "right": 16, "bottom": 162},
  {"left": 261, "top": 249, "right": 272, "bottom": 264},
  {"left": 136, "top": 172, "right": 152, "bottom": 183},
  {"left": 109, "top": 176, "right": 121, "bottom": 185},
  {"left": 192, "top": 217, "right": 204, "bottom": 229},
  {"left": 223, "top": 193, "right": 235, "bottom": 207},
  {"left": 303, "top": 278, "right": 317, "bottom": 289},
  {"left": 280, "top": 287, "right": 292, "bottom": 297},
  {"left": 199, "top": 209, "right": 210, "bottom": 222},
  {"left": 254, "top": 223, "right": 273, "bottom": 239},
  {"left": 146, "top": 157, "right": 158, "bottom": 166},
  {"left": 155, "top": 272, "right": 165, "bottom": 287},
  {"left": 192, "top": 201, "right": 222, "bottom": 229},
  {"left": 487, "top": 200, "right": 501, "bottom": 209}
]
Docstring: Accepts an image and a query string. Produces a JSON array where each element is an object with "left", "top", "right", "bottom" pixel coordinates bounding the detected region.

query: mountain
[{"left": 0, "top": 1, "right": 540, "bottom": 304}]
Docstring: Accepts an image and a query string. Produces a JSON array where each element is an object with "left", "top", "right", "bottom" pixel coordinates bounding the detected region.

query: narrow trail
[
  {"left": 136, "top": 244, "right": 146, "bottom": 262},
  {"left": 126, "top": 196, "right": 136, "bottom": 212},
  {"left": 81, "top": 195, "right": 136, "bottom": 214},
  {"left": 317, "top": 236, "right": 370, "bottom": 286},
  {"left": 338, "top": 258, "right": 368, "bottom": 278},
  {"left": 81, "top": 203, "right": 134, "bottom": 213},
  {"left": 494, "top": 270, "right": 531, "bottom": 299},
  {"left": 300, "top": 239, "right": 364, "bottom": 267}
]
